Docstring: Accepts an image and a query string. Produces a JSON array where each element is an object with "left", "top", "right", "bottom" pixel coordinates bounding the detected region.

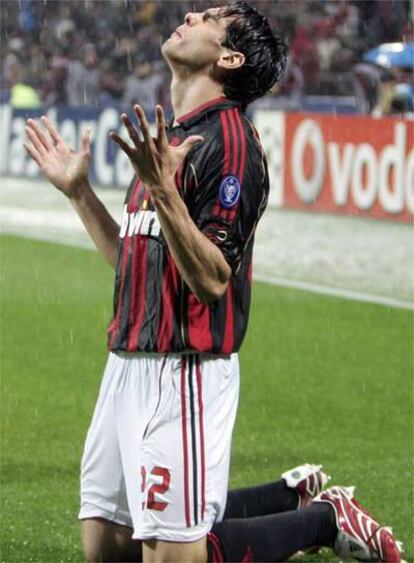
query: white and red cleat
[
  {"left": 314, "top": 486, "right": 404, "bottom": 562},
  {"left": 282, "top": 463, "right": 331, "bottom": 508}
]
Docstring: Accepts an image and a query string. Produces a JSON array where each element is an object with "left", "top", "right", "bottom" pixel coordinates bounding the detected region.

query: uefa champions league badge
[{"left": 219, "top": 175, "right": 241, "bottom": 208}]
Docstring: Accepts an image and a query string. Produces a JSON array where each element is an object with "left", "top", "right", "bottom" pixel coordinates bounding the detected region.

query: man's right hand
[{"left": 24, "top": 116, "right": 91, "bottom": 199}]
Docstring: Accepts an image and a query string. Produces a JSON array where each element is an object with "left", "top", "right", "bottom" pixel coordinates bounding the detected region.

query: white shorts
[{"left": 79, "top": 351, "right": 239, "bottom": 543}]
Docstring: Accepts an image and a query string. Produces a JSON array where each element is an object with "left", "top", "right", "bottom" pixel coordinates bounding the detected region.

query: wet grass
[{"left": 1, "top": 235, "right": 413, "bottom": 562}]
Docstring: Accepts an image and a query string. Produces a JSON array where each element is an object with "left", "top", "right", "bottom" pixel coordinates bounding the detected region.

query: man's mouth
[{"left": 172, "top": 29, "right": 182, "bottom": 38}]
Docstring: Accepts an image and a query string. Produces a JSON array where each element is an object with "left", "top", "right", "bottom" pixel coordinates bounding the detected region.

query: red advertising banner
[{"left": 283, "top": 113, "right": 414, "bottom": 222}]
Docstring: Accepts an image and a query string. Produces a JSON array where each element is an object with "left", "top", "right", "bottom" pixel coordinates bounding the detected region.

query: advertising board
[
  {"left": 255, "top": 110, "right": 413, "bottom": 222},
  {"left": 1, "top": 105, "right": 412, "bottom": 221}
]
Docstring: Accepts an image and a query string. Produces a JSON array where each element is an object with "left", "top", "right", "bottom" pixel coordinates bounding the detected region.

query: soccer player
[{"left": 24, "top": 2, "right": 402, "bottom": 562}]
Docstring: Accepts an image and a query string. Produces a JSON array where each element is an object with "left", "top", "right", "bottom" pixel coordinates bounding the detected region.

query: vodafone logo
[
  {"left": 292, "top": 119, "right": 326, "bottom": 203},
  {"left": 290, "top": 118, "right": 414, "bottom": 216}
]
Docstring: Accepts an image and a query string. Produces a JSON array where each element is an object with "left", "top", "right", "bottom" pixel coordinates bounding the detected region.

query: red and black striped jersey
[{"left": 107, "top": 96, "right": 269, "bottom": 354}]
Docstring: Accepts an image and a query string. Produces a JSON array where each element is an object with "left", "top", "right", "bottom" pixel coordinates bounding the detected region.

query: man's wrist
[
  {"left": 149, "top": 179, "right": 181, "bottom": 208},
  {"left": 68, "top": 179, "right": 92, "bottom": 202}
]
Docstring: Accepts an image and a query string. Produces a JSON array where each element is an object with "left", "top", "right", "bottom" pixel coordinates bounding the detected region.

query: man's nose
[{"left": 184, "top": 12, "right": 198, "bottom": 26}]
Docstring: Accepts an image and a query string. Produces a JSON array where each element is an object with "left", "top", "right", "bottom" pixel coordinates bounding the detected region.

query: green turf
[{"left": 1, "top": 235, "right": 413, "bottom": 562}]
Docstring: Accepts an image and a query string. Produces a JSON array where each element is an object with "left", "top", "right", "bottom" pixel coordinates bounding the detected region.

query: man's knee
[
  {"left": 142, "top": 537, "right": 207, "bottom": 563},
  {"left": 81, "top": 517, "right": 140, "bottom": 562}
]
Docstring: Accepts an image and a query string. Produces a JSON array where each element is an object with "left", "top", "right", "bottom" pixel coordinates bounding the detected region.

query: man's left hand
[{"left": 110, "top": 105, "right": 203, "bottom": 196}]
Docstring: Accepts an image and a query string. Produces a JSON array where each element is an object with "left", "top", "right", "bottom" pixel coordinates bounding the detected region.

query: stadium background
[{"left": 1, "top": 1, "right": 413, "bottom": 561}]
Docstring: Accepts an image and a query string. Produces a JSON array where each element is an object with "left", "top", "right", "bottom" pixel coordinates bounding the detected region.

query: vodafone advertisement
[
  {"left": 256, "top": 111, "right": 414, "bottom": 222},
  {"left": 1, "top": 104, "right": 413, "bottom": 221}
]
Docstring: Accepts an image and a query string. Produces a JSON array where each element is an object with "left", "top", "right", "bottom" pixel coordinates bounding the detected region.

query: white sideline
[
  {"left": 3, "top": 228, "right": 413, "bottom": 311},
  {"left": 1, "top": 177, "right": 413, "bottom": 312},
  {"left": 254, "top": 273, "right": 414, "bottom": 311}
]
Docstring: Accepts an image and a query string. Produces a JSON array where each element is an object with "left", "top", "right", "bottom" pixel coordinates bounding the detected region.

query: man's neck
[{"left": 170, "top": 73, "right": 225, "bottom": 124}]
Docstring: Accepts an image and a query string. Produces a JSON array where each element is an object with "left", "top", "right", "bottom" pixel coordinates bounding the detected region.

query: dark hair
[{"left": 216, "top": 1, "right": 288, "bottom": 109}]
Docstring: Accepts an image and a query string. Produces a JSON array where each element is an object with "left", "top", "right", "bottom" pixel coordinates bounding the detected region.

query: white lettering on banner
[
  {"left": 60, "top": 119, "right": 77, "bottom": 150},
  {"left": 292, "top": 119, "right": 325, "bottom": 203},
  {"left": 406, "top": 149, "right": 414, "bottom": 213},
  {"left": 78, "top": 120, "right": 97, "bottom": 148},
  {"left": 9, "top": 114, "right": 38, "bottom": 177},
  {"left": 115, "top": 148, "right": 133, "bottom": 188},
  {"left": 0, "top": 105, "right": 12, "bottom": 174},
  {"left": 379, "top": 123, "right": 405, "bottom": 213},
  {"left": 352, "top": 144, "right": 377, "bottom": 210},
  {"left": 3, "top": 105, "right": 137, "bottom": 187},
  {"left": 328, "top": 143, "right": 354, "bottom": 206},
  {"left": 95, "top": 108, "right": 118, "bottom": 186},
  {"left": 26, "top": 148, "right": 39, "bottom": 177},
  {"left": 253, "top": 111, "right": 285, "bottom": 207},
  {"left": 292, "top": 120, "right": 413, "bottom": 214},
  {"left": 9, "top": 117, "right": 26, "bottom": 176},
  {"left": 119, "top": 205, "right": 161, "bottom": 239}
]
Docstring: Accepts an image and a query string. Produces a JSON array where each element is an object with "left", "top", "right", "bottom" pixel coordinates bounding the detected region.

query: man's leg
[
  {"left": 79, "top": 354, "right": 147, "bottom": 562},
  {"left": 209, "top": 502, "right": 336, "bottom": 562},
  {"left": 224, "top": 463, "right": 329, "bottom": 518},
  {"left": 208, "top": 486, "right": 403, "bottom": 563},
  {"left": 142, "top": 538, "right": 207, "bottom": 563},
  {"left": 81, "top": 518, "right": 142, "bottom": 563}
]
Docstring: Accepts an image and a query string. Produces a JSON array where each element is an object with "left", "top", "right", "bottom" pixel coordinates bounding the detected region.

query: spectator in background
[
  {"left": 1, "top": 0, "right": 412, "bottom": 111},
  {"left": 98, "top": 59, "right": 125, "bottom": 106},
  {"left": 66, "top": 43, "right": 100, "bottom": 107},
  {"left": 122, "top": 59, "right": 163, "bottom": 116},
  {"left": 42, "top": 53, "right": 69, "bottom": 106},
  {"left": 250, "top": 56, "right": 304, "bottom": 111},
  {"left": 9, "top": 63, "right": 40, "bottom": 109},
  {"left": 389, "top": 83, "right": 414, "bottom": 118},
  {"left": 371, "top": 69, "right": 396, "bottom": 117},
  {"left": 290, "top": 25, "right": 320, "bottom": 93},
  {"left": 352, "top": 62, "right": 383, "bottom": 113}
]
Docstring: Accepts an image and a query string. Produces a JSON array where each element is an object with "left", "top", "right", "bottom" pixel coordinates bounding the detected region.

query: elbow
[
  {"left": 204, "top": 284, "right": 228, "bottom": 305},
  {"left": 193, "top": 278, "right": 230, "bottom": 306},
  {"left": 191, "top": 259, "right": 232, "bottom": 305}
]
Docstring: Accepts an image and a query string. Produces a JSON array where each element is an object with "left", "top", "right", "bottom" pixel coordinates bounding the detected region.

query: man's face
[{"left": 162, "top": 7, "right": 231, "bottom": 71}]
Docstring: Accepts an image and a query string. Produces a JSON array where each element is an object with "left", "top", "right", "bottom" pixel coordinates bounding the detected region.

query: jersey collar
[{"left": 171, "top": 96, "right": 241, "bottom": 130}]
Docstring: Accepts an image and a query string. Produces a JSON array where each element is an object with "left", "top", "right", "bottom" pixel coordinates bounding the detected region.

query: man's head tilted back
[{"left": 162, "top": 1, "right": 288, "bottom": 109}]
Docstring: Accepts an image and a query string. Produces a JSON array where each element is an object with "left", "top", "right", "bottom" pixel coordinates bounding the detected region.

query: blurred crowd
[{"left": 1, "top": 0, "right": 413, "bottom": 115}]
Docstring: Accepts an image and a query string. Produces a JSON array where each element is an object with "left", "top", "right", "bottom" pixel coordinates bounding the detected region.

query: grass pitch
[{"left": 1, "top": 235, "right": 413, "bottom": 562}]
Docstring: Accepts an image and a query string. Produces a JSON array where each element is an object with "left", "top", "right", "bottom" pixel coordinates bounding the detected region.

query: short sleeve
[{"left": 187, "top": 115, "right": 269, "bottom": 275}]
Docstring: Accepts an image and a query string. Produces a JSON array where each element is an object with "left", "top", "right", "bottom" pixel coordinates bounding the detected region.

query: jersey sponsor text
[{"left": 119, "top": 205, "right": 161, "bottom": 238}]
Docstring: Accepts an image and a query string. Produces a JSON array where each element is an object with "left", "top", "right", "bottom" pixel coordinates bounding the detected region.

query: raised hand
[
  {"left": 110, "top": 105, "right": 203, "bottom": 192},
  {"left": 24, "top": 117, "right": 91, "bottom": 198}
]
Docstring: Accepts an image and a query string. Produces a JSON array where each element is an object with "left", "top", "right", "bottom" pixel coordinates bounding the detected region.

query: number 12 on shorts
[{"left": 141, "top": 466, "right": 171, "bottom": 511}]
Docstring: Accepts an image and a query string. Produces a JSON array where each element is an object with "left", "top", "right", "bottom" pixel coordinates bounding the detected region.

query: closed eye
[{"left": 202, "top": 10, "right": 220, "bottom": 23}]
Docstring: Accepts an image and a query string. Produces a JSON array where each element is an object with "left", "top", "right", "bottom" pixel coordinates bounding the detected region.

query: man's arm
[
  {"left": 150, "top": 182, "right": 231, "bottom": 304},
  {"left": 24, "top": 117, "right": 119, "bottom": 268},
  {"left": 110, "top": 105, "right": 231, "bottom": 305}
]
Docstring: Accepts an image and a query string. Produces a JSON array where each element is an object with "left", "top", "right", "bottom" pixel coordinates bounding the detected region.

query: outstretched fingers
[
  {"left": 134, "top": 105, "right": 152, "bottom": 145},
  {"left": 25, "top": 125, "right": 47, "bottom": 156},
  {"left": 26, "top": 119, "right": 54, "bottom": 152},
  {"left": 121, "top": 113, "right": 141, "bottom": 147},
  {"left": 24, "top": 142, "right": 41, "bottom": 166},
  {"left": 81, "top": 127, "right": 91, "bottom": 154},
  {"left": 177, "top": 135, "right": 205, "bottom": 158},
  {"left": 155, "top": 105, "right": 168, "bottom": 150},
  {"left": 110, "top": 131, "right": 134, "bottom": 157},
  {"left": 40, "top": 116, "right": 63, "bottom": 146}
]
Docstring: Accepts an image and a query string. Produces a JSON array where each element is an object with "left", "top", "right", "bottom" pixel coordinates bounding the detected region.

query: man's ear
[{"left": 217, "top": 50, "right": 245, "bottom": 70}]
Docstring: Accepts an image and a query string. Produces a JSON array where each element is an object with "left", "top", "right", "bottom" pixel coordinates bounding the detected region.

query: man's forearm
[
  {"left": 152, "top": 183, "right": 231, "bottom": 304},
  {"left": 70, "top": 181, "right": 120, "bottom": 268}
]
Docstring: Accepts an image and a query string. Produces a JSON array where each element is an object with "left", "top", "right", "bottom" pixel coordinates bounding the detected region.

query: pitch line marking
[
  {"left": 254, "top": 273, "right": 414, "bottom": 311},
  {"left": 2, "top": 229, "right": 413, "bottom": 311}
]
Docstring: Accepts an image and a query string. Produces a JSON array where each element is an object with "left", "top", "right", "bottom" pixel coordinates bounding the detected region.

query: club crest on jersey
[{"left": 219, "top": 175, "right": 241, "bottom": 208}]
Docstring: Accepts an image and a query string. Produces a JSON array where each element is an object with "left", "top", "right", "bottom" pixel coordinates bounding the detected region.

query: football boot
[
  {"left": 314, "top": 486, "right": 403, "bottom": 562},
  {"left": 282, "top": 463, "right": 331, "bottom": 508}
]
